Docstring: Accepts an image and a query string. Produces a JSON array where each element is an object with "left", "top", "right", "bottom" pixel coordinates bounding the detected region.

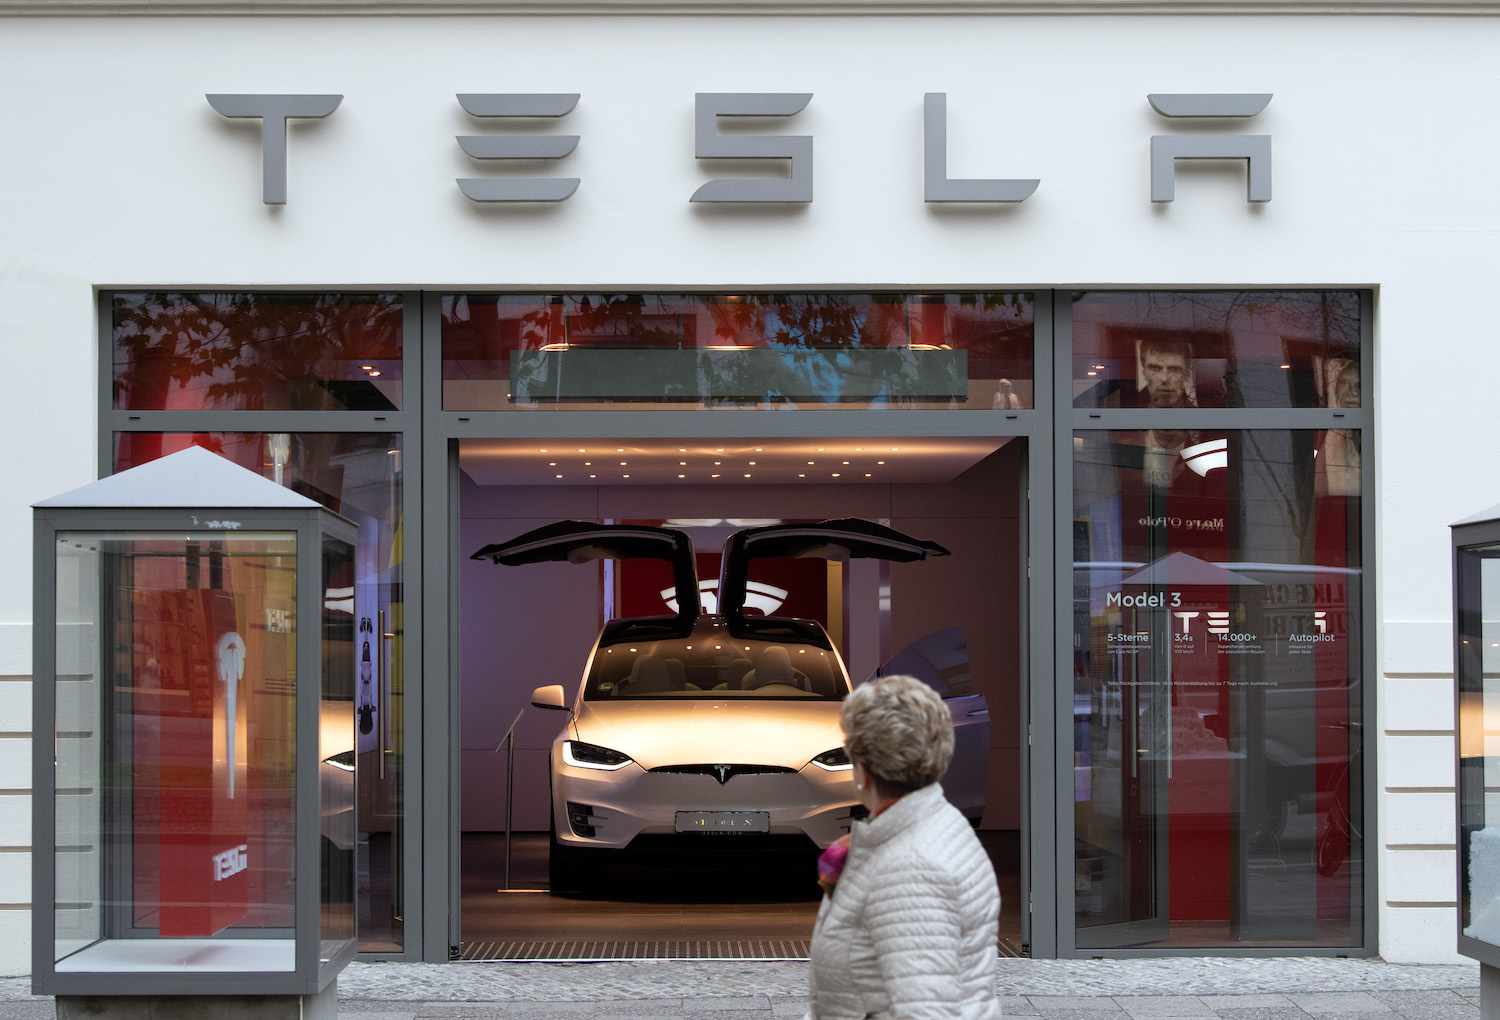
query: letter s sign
[{"left": 690, "top": 93, "right": 813, "bottom": 204}]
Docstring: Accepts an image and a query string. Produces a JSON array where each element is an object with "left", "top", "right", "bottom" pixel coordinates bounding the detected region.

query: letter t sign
[{"left": 207, "top": 94, "right": 343, "bottom": 205}]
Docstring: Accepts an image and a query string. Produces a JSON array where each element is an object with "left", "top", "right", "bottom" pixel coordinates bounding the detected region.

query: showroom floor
[{"left": 459, "top": 831, "right": 1024, "bottom": 960}]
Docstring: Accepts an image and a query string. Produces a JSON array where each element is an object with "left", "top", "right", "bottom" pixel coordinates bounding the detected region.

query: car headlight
[
  {"left": 811, "top": 747, "right": 853, "bottom": 771},
  {"left": 563, "top": 740, "right": 634, "bottom": 771}
]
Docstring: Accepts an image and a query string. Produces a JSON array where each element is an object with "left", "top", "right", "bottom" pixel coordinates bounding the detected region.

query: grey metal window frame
[
  {"left": 94, "top": 289, "right": 427, "bottom": 963},
  {"left": 419, "top": 290, "right": 1055, "bottom": 961},
  {"left": 1049, "top": 289, "right": 1378, "bottom": 958},
  {"left": 90, "top": 286, "right": 1375, "bottom": 963}
]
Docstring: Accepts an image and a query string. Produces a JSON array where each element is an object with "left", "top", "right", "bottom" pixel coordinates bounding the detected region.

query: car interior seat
[
  {"left": 725, "top": 658, "right": 754, "bottom": 690},
  {"left": 743, "top": 645, "right": 807, "bottom": 691},
  {"left": 622, "top": 653, "right": 683, "bottom": 694}
]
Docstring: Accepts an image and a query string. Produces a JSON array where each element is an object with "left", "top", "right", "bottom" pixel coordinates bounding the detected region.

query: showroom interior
[
  {"left": 454, "top": 434, "right": 1028, "bottom": 959},
  {"left": 96, "top": 288, "right": 1371, "bottom": 963}
]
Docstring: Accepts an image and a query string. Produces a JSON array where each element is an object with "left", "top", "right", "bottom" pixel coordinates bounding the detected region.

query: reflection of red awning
[{"left": 1123, "top": 551, "right": 1263, "bottom": 587}]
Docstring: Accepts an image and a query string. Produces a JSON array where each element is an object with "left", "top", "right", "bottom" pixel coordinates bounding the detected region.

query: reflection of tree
[
  {"left": 465, "top": 291, "right": 1033, "bottom": 407},
  {"left": 113, "top": 293, "right": 403, "bottom": 411},
  {"left": 1081, "top": 290, "right": 1362, "bottom": 409}
]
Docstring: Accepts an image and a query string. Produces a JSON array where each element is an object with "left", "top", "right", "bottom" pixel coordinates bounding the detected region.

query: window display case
[
  {"left": 1454, "top": 505, "right": 1500, "bottom": 969},
  {"left": 32, "top": 446, "right": 358, "bottom": 997}
]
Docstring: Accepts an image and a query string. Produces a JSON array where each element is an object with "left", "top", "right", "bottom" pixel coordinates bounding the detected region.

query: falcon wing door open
[
  {"left": 471, "top": 520, "right": 700, "bottom": 624},
  {"left": 718, "top": 518, "right": 950, "bottom": 624}
]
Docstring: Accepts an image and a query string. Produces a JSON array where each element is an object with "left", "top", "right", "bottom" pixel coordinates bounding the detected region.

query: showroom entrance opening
[{"left": 455, "top": 436, "right": 1027, "bottom": 960}]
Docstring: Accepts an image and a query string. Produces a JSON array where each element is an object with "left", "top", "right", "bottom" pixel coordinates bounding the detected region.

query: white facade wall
[{"left": 1, "top": 4, "right": 1492, "bottom": 973}]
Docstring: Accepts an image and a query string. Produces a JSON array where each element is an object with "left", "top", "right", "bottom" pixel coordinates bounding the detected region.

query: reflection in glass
[
  {"left": 1458, "top": 547, "right": 1500, "bottom": 947},
  {"left": 1072, "top": 430, "right": 1363, "bottom": 948},
  {"left": 54, "top": 532, "right": 298, "bottom": 970},
  {"left": 321, "top": 538, "right": 356, "bottom": 954},
  {"left": 115, "top": 433, "right": 406, "bottom": 953},
  {"left": 1072, "top": 292, "right": 1362, "bottom": 409},
  {"left": 112, "top": 293, "right": 404, "bottom": 412},
  {"left": 441, "top": 292, "right": 1033, "bottom": 411}
]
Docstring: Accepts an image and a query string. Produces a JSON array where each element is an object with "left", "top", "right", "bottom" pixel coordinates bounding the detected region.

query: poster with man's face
[{"left": 1137, "top": 339, "right": 1197, "bottom": 408}]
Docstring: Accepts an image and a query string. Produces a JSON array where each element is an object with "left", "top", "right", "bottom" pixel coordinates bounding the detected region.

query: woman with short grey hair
[{"left": 807, "top": 674, "right": 1000, "bottom": 1019}]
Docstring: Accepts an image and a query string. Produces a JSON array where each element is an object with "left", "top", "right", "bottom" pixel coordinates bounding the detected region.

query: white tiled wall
[
  {"left": 1379, "top": 621, "right": 1462, "bottom": 964},
  {"left": 0, "top": 619, "right": 32, "bottom": 977}
]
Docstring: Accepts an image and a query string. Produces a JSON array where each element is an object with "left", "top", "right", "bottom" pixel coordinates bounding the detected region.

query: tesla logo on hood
[
  {"left": 713, "top": 765, "right": 732, "bottom": 784},
  {"left": 662, "top": 580, "right": 789, "bottom": 616}
]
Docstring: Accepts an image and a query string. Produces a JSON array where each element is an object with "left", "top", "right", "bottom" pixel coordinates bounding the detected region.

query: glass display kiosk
[
  {"left": 1454, "top": 505, "right": 1500, "bottom": 1016},
  {"left": 32, "top": 446, "right": 357, "bottom": 1003}
]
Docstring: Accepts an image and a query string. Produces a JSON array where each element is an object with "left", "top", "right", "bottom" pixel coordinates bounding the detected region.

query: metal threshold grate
[
  {"left": 459, "top": 937, "right": 1024, "bottom": 962},
  {"left": 458, "top": 939, "right": 811, "bottom": 961}
]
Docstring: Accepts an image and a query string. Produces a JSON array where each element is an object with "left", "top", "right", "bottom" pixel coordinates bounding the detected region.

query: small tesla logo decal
[{"left": 713, "top": 765, "right": 732, "bottom": 784}]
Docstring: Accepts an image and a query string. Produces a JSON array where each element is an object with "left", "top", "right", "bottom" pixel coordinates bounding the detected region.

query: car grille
[{"left": 648, "top": 764, "right": 798, "bottom": 784}]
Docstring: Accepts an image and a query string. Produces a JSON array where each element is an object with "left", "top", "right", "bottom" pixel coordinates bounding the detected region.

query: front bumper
[{"left": 551, "top": 753, "right": 858, "bottom": 851}]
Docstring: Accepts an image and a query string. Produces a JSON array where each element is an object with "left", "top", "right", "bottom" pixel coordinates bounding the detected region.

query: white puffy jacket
[{"left": 806, "top": 783, "right": 1001, "bottom": 1019}]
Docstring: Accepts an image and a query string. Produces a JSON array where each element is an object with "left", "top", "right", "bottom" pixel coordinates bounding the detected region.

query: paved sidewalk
[{"left": 0, "top": 958, "right": 1484, "bottom": 1018}]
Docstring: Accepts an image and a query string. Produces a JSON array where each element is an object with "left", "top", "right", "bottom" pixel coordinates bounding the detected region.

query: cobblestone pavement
[{"left": 0, "top": 958, "right": 1484, "bottom": 1018}]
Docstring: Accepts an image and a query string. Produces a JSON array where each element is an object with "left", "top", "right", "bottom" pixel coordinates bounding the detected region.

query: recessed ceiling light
[
  {"left": 748, "top": 461, "right": 756, "bottom": 466},
  {"left": 555, "top": 474, "right": 563, "bottom": 479},
  {"left": 680, "top": 461, "right": 687, "bottom": 466},
  {"left": 843, "top": 461, "right": 850, "bottom": 465},
  {"left": 678, "top": 474, "right": 685, "bottom": 479},
  {"left": 877, "top": 461, "right": 885, "bottom": 465},
  {"left": 540, "top": 449, "right": 548, "bottom": 453},
  {"left": 744, "top": 473, "right": 751, "bottom": 478},
  {"left": 589, "top": 474, "right": 596, "bottom": 478},
  {"left": 808, "top": 461, "right": 815, "bottom": 465},
  {"left": 584, "top": 461, "right": 591, "bottom": 466},
  {"left": 620, "top": 461, "right": 627, "bottom": 466},
  {"left": 549, "top": 462, "right": 556, "bottom": 466},
  {"left": 578, "top": 448, "right": 586, "bottom": 453},
  {"left": 832, "top": 473, "right": 841, "bottom": 478},
  {"left": 865, "top": 473, "right": 872, "bottom": 477},
  {"left": 799, "top": 473, "right": 805, "bottom": 478},
  {"left": 679, "top": 449, "right": 687, "bottom": 452},
  {"left": 623, "top": 474, "right": 630, "bottom": 478},
  {"left": 755, "top": 448, "right": 762, "bottom": 452},
  {"left": 711, "top": 474, "right": 720, "bottom": 478},
  {"left": 855, "top": 447, "right": 863, "bottom": 452}
]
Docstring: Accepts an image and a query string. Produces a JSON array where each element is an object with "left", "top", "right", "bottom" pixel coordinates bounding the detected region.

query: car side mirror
[{"left": 531, "top": 684, "right": 568, "bottom": 711}]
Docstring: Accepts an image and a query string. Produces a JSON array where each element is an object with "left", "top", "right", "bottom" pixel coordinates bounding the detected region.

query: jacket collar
[{"left": 853, "top": 782, "right": 945, "bottom": 849}]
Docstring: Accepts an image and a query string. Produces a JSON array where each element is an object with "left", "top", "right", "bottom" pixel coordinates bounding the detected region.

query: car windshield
[{"left": 584, "top": 635, "right": 847, "bottom": 700}]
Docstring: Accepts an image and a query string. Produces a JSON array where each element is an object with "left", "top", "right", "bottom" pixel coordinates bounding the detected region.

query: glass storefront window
[
  {"left": 54, "top": 531, "right": 300, "bottom": 970},
  {"left": 1458, "top": 543, "right": 1500, "bottom": 953},
  {"left": 1072, "top": 429, "right": 1363, "bottom": 948},
  {"left": 321, "top": 536, "right": 356, "bottom": 955},
  {"left": 1072, "top": 292, "right": 1362, "bottom": 409},
  {"left": 115, "top": 433, "right": 406, "bottom": 954},
  {"left": 441, "top": 292, "right": 1033, "bottom": 411},
  {"left": 111, "top": 293, "right": 404, "bottom": 412}
]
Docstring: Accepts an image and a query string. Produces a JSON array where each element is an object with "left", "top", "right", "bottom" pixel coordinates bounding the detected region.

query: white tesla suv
[{"left": 471, "top": 518, "right": 960, "bottom": 887}]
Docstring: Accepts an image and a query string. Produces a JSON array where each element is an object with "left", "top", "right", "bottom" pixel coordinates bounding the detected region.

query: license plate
[{"left": 675, "top": 810, "right": 770, "bottom": 834}]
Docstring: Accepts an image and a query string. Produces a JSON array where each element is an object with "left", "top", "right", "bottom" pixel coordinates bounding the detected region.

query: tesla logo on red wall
[{"left": 661, "top": 580, "right": 788, "bottom": 616}]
